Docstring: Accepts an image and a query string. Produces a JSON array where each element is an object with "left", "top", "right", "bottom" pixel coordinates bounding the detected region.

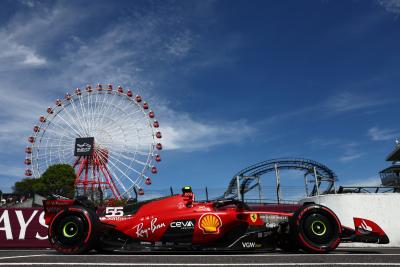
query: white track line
[
  {"left": 0, "top": 250, "right": 52, "bottom": 252},
  {"left": 4, "top": 253, "right": 398, "bottom": 257},
  {"left": 0, "top": 255, "right": 47, "bottom": 260}
]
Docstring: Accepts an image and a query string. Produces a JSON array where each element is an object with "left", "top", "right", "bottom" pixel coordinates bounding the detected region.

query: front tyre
[
  {"left": 49, "top": 206, "right": 97, "bottom": 254},
  {"left": 292, "top": 204, "right": 341, "bottom": 253}
]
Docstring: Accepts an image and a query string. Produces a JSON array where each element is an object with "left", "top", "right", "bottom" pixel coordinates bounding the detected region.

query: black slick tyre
[
  {"left": 292, "top": 204, "right": 341, "bottom": 253},
  {"left": 48, "top": 206, "right": 98, "bottom": 254}
]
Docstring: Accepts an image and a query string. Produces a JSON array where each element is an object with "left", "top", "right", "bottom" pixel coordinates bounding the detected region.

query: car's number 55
[{"left": 105, "top": 207, "right": 124, "bottom": 217}]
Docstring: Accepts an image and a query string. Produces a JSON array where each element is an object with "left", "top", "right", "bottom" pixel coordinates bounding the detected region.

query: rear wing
[{"left": 43, "top": 199, "right": 74, "bottom": 225}]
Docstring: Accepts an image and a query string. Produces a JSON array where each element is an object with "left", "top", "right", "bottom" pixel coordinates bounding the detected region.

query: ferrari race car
[{"left": 43, "top": 187, "right": 389, "bottom": 254}]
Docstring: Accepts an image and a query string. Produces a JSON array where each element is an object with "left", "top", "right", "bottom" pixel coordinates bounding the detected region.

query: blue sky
[{"left": 0, "top": 0, "right": 399, "bottom": 198}]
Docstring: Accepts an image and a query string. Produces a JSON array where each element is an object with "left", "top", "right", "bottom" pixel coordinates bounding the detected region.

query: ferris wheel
[{"left": 24, "top": 84, "right": 162, "bottom": 200}]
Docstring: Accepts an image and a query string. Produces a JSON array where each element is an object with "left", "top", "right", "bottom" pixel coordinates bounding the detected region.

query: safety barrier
[
  {"left": 0, "top": 208, "right": 50, "bottom": 247},
  {"left": 300, "top": 193, "right": 400, "bottom": 247}
]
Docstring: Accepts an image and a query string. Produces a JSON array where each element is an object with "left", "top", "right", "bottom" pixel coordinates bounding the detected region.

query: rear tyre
[
  {"left": 292, "top": 204, "right": 341, "bottom": 253},
  {"left": 49, "top": 206, "right": 98, "bottom": 254}
]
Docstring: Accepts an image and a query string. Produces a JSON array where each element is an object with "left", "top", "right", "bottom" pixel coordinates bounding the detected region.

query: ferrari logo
[{"left": 250, "top": 213, "right": 258, "bottom": 223}]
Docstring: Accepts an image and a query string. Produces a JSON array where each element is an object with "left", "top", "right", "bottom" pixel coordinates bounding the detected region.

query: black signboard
[{"left": 74, "top": 137, "right": 94, "bottom": 156}]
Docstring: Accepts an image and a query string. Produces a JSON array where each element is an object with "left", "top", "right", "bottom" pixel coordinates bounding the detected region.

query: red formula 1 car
[{"left": 43, "top": 187, "right": 389, "bottom": 254}]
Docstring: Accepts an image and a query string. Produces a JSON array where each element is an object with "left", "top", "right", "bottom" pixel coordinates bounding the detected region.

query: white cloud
[
  {"left": 0, "top": 5, "right": 78, "bottom": 70},
  {"left": 326, "top": 92, "right": 390, "bottom": 113},
  {"left": 338, "top": 153, "right": 363, "bottom": 163},
  {"left": 308, "top": 138, "right": 342, "bottom": 148},
  {"left": 20, "top": 4, "right": 250, "bottom": 152},
  {"left": 0, "top": 80, "right": 50, "bottom": 156},
  {"left": 368, "top": 127, "right": 399, "bottom": 141},
  {"left": 259, "top": 91, "right": 393, "bottom": 129},
  {"left": 307, "top": 138, "right": 364, "bottom": 163},
  {"left": 159, "top": 107, "right": 255, "bottom": 151},
  {"left": 0, "top": 3, "right": 99, "bottom": 71},
  {"left": 377, "top": 0, "right": 400, "bottom": 14},
  {"left": 0, "top": 38, "right": 46, "bottom": 69},
  {"left": 166, "top": 30, "right": 193, "bottom": 58},
  {"left": 19, "top": 0, "right": 35, "bottom": 8},
  {"left": 338, "top": 142, "right": 364, "bottom": 163},
  {"left": 29, "top": 6, "right": 207, "bottom": 92},
  {"left": 0, "top": 0, "right": 251, "bottom": 185}
]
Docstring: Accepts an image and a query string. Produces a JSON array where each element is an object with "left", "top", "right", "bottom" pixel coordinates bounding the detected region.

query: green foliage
[
  {"left": 13, "top": 178, "right": 37, "bottom": 195},
  {"left": 13, "top": 164, "right": 76, "bottom": 198},
  {"left": 39, "top": 164, "right": 76, "bottom": 197},
  {"left": 107, "top": 198, "right": 130, "bottom": 207}
]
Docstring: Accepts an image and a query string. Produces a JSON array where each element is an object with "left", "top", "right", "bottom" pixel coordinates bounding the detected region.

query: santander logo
[
  {"left": 360, "top": 220, "right": 372, "bottom": 232},
  {"left": 353, "top": 217, "right": 385, "bottom": 235}
]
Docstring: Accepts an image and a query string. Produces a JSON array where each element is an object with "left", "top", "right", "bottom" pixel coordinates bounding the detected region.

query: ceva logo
[{"left": 170, "top": 220, "right": 195, "bottom": 229}]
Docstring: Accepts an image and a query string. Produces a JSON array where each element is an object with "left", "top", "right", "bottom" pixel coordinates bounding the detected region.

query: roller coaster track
[{"left": 223, "top": 158, "right": 338, "bottom": 200}]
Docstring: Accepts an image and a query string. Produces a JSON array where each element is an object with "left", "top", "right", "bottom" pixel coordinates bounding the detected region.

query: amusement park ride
[
  {"left": 24, "top": 84, "right": 162, "bottom": 200},
  {"left": 223, "top": 158, "right": 338, "bottom": 203}
]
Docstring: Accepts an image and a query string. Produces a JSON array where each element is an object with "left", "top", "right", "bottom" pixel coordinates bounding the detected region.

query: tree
[
  {"left": 13, "top": 164, "right": 76, "bottom": 198},
  {"left": 13, "top": 178, "right": 38, "bottom": 195},
  {"left": 38, "top": 164, "right": 76, "bottom": 198}
]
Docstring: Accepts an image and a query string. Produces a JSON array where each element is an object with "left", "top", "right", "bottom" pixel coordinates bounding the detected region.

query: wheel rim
[
  {"left": 62, "top": 221, "right": 79, "bottom": 238},
  {"left": 310, "top": 220, "right": 327, "bottom": 236},
  {"left": 54, "top": 215, "right": 85, "bottom": 246},
  {"left": 302, "top": 213, "right": 334, "bottom": 245}
]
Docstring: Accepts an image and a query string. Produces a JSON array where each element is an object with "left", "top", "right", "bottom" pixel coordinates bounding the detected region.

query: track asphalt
[{"left": 1, "top": 248, "right": 400, "bottom": 266}]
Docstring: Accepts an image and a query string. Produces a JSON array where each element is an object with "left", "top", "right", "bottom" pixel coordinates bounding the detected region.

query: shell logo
[{"left": 199, "top": 213, "right": 222, "bottom": 234}]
